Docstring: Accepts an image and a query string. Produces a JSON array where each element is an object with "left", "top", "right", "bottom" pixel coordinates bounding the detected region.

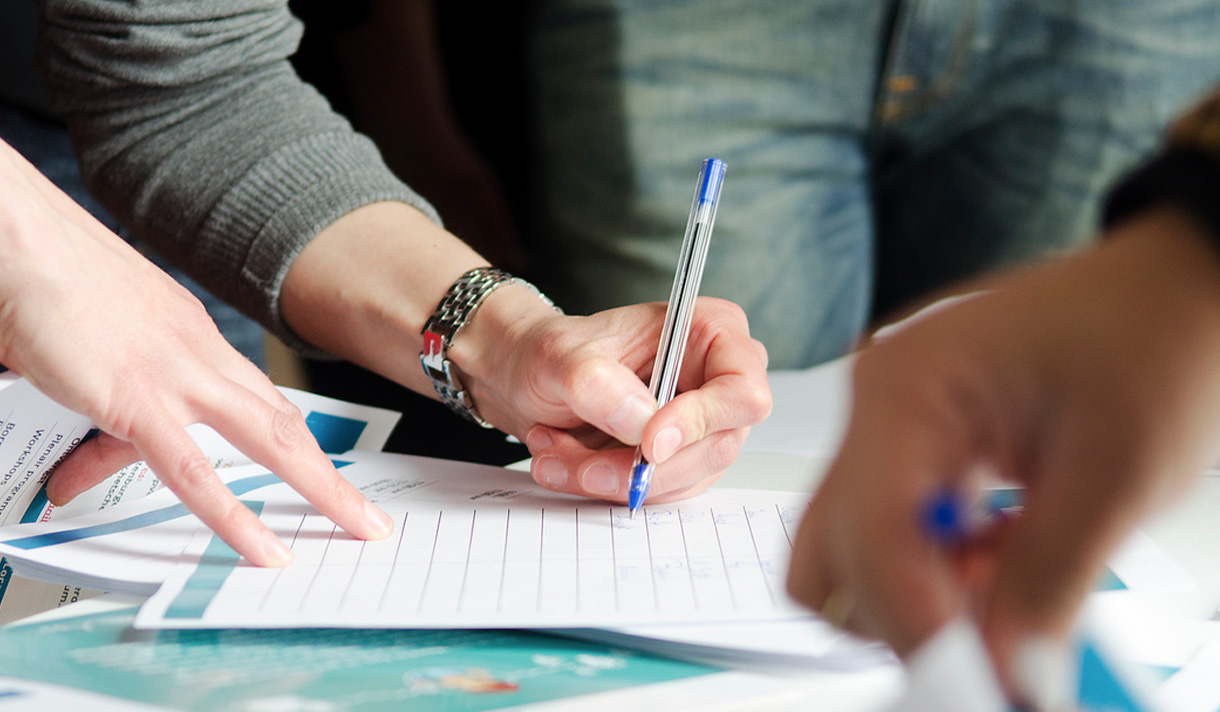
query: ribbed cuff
[{"left": 200, "top": 131, "right": 442, "bottom": 358}]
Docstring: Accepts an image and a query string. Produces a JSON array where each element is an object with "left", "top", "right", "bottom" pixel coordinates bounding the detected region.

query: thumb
[{"left": 542, "top": 346, "right": 658, "bottom": 445}]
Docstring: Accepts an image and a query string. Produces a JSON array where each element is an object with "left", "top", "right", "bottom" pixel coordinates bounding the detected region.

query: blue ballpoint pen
[
  {"left": 628, "top": 158, "right": 727, "bottom": 519},
  {"left": 920, "top": 487, "right": 1024, "bottom": 544}
]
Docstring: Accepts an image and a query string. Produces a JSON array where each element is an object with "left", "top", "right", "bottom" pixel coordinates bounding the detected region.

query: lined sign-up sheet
[{"left": 137, "top": 451, "right": 813, "bottom": 629}]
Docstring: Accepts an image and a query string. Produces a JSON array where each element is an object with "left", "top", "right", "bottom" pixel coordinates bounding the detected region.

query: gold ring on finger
[{"left": 818, "top": 588, "right": 855, "bottom": 628}]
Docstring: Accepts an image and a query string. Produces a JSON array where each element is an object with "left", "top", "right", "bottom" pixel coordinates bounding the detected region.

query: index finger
[
  {"left": 193, "top": 384, "right": 394, "bottom": 543},
  {"left": 128, "top": 403, "right": 295, "bottom": 567}
]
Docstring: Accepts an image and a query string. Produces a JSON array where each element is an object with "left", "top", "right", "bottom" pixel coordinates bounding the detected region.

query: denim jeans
[
  {"left": 529, "top": 0, "right": 1220, "bottom": 368},
  {"left": 0, "top": 105, "right": 267, "bottom": 369}
]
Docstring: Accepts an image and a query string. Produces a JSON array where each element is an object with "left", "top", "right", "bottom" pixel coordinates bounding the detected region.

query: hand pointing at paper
[{"left": 0, "top": 138, "right": 393, "bottom": 567}]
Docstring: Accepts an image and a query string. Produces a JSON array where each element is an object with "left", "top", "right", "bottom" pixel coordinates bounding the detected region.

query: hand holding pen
[{"left": 516, "top": 156, "right": 769, "bottom": 508}]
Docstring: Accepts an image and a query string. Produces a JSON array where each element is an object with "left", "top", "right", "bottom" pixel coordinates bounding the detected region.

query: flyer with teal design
[{"left": 0, "top": 609, "right": 716, "bottom": 711}]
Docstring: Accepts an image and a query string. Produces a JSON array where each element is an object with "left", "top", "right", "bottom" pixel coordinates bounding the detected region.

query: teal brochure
[{"left": 0, "top": 609, "right": 716, "bottom": 711}]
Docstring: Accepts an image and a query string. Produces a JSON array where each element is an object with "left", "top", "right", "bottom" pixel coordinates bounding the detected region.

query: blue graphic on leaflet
[
  {"left": 305, "top": 412, "right": 368, "bottom": 454},
  {"left": 2, "top": 461, "right": 355, "bottom": 552},
  {"left": 0, "top": 610, "right": 715, "bottom": 711},
  {"left": 9, "top": 409, "right": 360, "bottom": 528},
  {"left": 1095, "top": 567, "right": 1128, "bottom": 592},
  {"left": 19, "top": 484, "right": 51, "bottom": 524},
  {"left": 1077, "top": 637, "right": 1150, "bottom": 712},
  {"left": 3, "top": 460, "right": 356, "bottom": 551},
  {"left": 165, "top": 501, "right": 264, "bottom": 620},
  {"left": 0, "top": 558, "right": 12, "bottom": 601},
  {"left": 2, "top": 474, "right": 279, "bottom": 550},
  {"left": 2, "top": 460, "right": 352, "bottom": 551}
]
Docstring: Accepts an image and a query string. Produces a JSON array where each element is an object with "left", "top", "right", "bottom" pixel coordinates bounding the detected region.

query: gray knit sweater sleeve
[{"left": 35, "top": 0, "right": 442, "bottom": 355}]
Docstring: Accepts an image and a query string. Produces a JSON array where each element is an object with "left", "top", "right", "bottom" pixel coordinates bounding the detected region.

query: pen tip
[{"left": 629, "top": 509, "right": 637, "bottom": 520}]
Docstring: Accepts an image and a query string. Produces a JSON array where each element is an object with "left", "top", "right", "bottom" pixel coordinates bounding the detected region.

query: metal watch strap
[{"left": 420, "top": 267, "right": 559, "bottom": 427}]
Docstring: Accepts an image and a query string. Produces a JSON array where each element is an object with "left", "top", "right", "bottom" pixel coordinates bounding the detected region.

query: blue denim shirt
[{"left": 529, "top": 0, "right": 1220, "bottom": 368}]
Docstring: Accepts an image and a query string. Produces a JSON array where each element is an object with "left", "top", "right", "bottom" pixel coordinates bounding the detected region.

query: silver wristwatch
[{"left": 420, "top": 267, "right": 559, "bottom": 427}]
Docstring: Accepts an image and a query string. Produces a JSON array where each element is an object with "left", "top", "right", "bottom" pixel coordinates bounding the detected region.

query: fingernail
[
  {"left": 652, "top": 426, "right": 683, "bottom": 463},
  {"left": 1010, "top": 636, "right": 1071, "bottom": 712},
  {"left": 534, "top": 457, "right": 567, "bottom": 488},
  {"left": 608, "top": 396, "right": 655, "bottom": 440},
  {"left": 260, "top": 530, "right": 294, "bottom": 566},
  {"left": 364, "top": 500, "right": 394, "bottom": 539},
  {"left": 582, "top": 463, "right": 619, "bottom": 496},
  {"left": 525, "top": 426, "right": 554, "bottom": 453}
]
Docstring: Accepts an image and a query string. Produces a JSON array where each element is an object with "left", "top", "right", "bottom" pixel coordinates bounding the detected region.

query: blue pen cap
[
  {"left": 922, "top": 491, "right": 964, "bottom": 542},
  {"left": 921, "top": 487, "right": 1023, "bottom": 545},
  {"left": 697, "top": 158, "right": 727, "bottom": 206}
]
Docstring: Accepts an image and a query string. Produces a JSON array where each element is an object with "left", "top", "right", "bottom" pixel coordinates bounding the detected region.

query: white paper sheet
[
  {"left": 884, "top": 619, "right": 1008, "bottom": 712},
  {"left": 0, "top": 373, "right": 94, "bottom": 528},
  {"left": 1107, "top": 530, "right": 1198, "bottom": 594},
  {"left": 556, "top": 620, "right": 896, "bottom": 671},
  {"left": 890, "top": 611, "right": 1170, "bottom": 712},
  {"left": 122, "top": 451, "right": 814, "bottom": 630},
  {"left": 1155, "top": 636, "right": 1220, "bottom": 712}
]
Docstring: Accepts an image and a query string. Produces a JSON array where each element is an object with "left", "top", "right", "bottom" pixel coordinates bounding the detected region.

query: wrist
[
  {"left": 429, "top": 271, "right": 563, "bottom": 427},
  {"left": 1097, "top": 204, "right": 1220, "bottom": 392},
  {"left": 280, "top": 201, "right": 486, "bottom": 390},
  {"left": 1104, "top": 204, "right": 1220, "bottom": 294},
  {"left": 448, "top": 282, "right": 564, "bottom": 380}
]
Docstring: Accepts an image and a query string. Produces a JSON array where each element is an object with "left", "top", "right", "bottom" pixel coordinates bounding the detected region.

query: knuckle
[
  {"left": 719, "top": 297, "right": 750, "bottom": 324},
  {"left": 159, "top": 289, "right": 214, "bottom": 334},
  {"left": 268, "top": 402, "right": 309, "bottom": 453},
  {"left": 560, "top": 354, "right": 614, "bottom": 401},
  {"left": 213, "top": 497, "right": 256, "bottom": 536},
  {"left": 742, "top": 381, "right": 773, "bottom": 424},
  {"left": 752, "top": 338, "right": 770, "bottom": 369},
  {"left": 97, "top": 385, "right": 157, "bottom": 442},
  {"left": 172, "top": 288, "right": 211, "bottom": 321},
  {"left": 185, "top": 297, "right": 211, "bottom": 324},
  {"left": 703, "top": 297, "right": 750, "bottom": 330},
  {"left": 171, "top": 451, "right": 217, "bottom": 492},
  {"left": 318, "top": 471, "right": 359, "bottom": 509}
]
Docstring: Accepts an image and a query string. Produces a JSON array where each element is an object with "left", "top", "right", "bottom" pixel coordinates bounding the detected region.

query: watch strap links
[{"left": 420, "top": 267, "right": 559, "bottom": 427}]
